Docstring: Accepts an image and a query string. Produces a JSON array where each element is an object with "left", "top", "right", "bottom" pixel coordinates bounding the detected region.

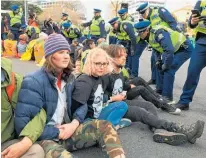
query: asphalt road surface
[{"left": 10, "top": 49, "right": 206, "bottom": 158}]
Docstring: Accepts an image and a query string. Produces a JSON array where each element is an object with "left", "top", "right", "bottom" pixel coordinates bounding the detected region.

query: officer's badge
[
  {"left": 158, "top": 33, "right": 164, "bottom": 40},
  {"left": 124, "top": 25, "right": 127, "bottom": 29},
  {"left": 161, "top": 8, "right": 166, "bottom": 12}
]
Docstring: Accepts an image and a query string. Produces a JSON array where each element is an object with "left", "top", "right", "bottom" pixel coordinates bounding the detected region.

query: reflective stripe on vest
[
  {"left": 149, "top": 26, "right": 186, "bottom": 53},
  {"left": 150, "top": 8, "right": 170, "bottom": 27},
  {"left": 196, "top": 0, "right": 206, "bottom": 34},
  {"left": 90, "top": 17, "right": 103, "bottom": 35},
  {"left": 9, "top": 12, "right": 22, "bottom": 26}
]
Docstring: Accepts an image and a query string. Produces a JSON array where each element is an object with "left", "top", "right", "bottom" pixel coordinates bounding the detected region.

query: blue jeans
[
  {"left": 156, "top": 40, "right": 193, "bottom": 98},
  {"left": 179, "top": 43, "right": 206, "bottom": 105},
  {"left": 98, "top": 101, "right": 128, "bottom": 126}
]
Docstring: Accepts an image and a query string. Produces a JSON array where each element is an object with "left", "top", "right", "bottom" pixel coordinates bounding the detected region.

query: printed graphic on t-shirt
[
  {"left": 93, "top": 84, "right": 104, "bottom": 118},
  {"left": 112, "top": 78, "right": 123, "bottom": 96}
]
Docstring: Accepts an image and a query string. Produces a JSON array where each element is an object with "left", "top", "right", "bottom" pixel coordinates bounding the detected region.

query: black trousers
[
  {"left": 124, "top": 100, "right": 173, "bottom": 130},
  {"left": 126, "top": 77, "right": 163, "bottom": 108}
]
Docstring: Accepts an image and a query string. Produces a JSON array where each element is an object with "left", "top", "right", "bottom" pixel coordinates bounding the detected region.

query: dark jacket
[{"left": 15, "top": 68, "right": 87, "bottom": 140}]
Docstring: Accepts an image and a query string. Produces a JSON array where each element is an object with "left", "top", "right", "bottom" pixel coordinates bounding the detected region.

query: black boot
[
  {"left": 153, "top": 129, "right": 187, "bottom": 146},
  {"left": 147, "top": 79, "right": 156, "bottom": 85},
  {"left": 175, "top": 103, "right": 189, "bottom": 110},
  {"left": 165, "top": 120, "right": 205, "bottom": 144}
]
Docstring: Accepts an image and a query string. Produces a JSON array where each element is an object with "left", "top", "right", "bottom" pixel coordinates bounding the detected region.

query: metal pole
[{"left": 24, "top": 0, "right": 28, "bottom": 24}]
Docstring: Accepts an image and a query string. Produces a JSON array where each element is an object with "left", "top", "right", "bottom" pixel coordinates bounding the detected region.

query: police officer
[
  {"left": 175, "top": 0, "right": 206, "bottom": 110},
  {"left": 24, "top": 25, "right": 40, "bottom": 39},
  {"left": 59, "top": 12, "right": 71, "bottom": 29},
  {"left": 61, "top": 22, "right": 82, "bottom": 44},
  {"left": 134, "top": 20, "right": 193, "bottom": 103},
  {"left": 108, "top": 17, "right": 147, "bottom": 78},
  {"left": 81, "top": 9, "right": 106, "bottom": 43},
  {"left": 136, "top": 2, "right": 181, "bottom": 85},
  {"left": 7, "top": 5, "right": 25, "bottom": 40},
  {"left": 118, "top": 8, "right": 134, "bottom": 22}
]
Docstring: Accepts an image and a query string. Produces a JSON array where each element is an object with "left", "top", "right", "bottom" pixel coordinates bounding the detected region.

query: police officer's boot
[
  {"left": 153, "top": 129, "right": 187, "bottom": 146},
  {"left": 165, "top": 120, "right": 205, "bottom": 144}
]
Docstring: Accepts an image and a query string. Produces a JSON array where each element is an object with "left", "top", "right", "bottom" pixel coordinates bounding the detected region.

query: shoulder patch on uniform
[
  {"left": 158, "top": 33, "right": 164, "bottom": 40},
  {"left": 161, "top": 8, "right": 166, "bottom": 12}
]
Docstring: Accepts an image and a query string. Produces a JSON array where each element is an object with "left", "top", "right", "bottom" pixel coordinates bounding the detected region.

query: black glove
[
  {"left": 155, "top": 60, "right": 163, "bottom": 70},
  {"left": 160, "top": 64, "right": 169, "bottom": 74}
]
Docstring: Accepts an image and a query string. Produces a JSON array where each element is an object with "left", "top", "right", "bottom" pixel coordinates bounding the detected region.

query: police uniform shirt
[
  {"left": 188, "top": 0, "right": 206, "bottom": 45},
  {"left": 72, "top": 74, "right": 106, "bottom": 119}
]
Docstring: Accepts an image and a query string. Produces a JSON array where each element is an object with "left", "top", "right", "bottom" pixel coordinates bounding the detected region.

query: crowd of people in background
[{"left": 1, "top": 0, "right": 206, "bottom": 157}]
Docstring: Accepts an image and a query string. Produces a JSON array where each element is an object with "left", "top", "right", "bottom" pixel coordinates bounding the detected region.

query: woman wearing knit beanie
[{"left": 15, "top": 34, "right": 125, "bottom": 158}]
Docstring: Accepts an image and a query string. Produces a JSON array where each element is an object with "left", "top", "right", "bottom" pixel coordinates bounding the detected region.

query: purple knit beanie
[{"left": 44, "top": 34, "right": 71, "bottom": 58}]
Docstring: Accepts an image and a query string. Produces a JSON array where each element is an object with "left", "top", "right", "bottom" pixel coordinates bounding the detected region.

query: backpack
[{"left": 6, "top": 72, "right": 16, "bottom": 103}]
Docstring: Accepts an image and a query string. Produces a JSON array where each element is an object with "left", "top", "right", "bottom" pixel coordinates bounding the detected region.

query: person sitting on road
[
  {"left": 1, "top": 57, "right": 44, "bottom": 158},
  {"left": 14, "top": 34, "right": 125, "bottom": 158},
  {"left": 102, "top": 45, "right": 205, "bottom": 146},
  {"left": 104, "top": 44, "right": 181, "bottom": 115},
  {"left": 72, "top": 47, "right": 132, "bottom": 129}
]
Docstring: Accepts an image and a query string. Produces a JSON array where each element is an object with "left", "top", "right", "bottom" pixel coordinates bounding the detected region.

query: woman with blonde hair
[
  {"left": 72, "top": 47, "right": 131, "bottom": 129},
  {"left": 15, "top": 34, "right": 125, "bottom": 158}
]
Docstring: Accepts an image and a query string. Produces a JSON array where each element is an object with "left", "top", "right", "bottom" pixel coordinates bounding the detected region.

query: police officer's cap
[
  {"left": 134, "top": 20, "right": 151, "bottom": 33},
  {"left": 62, "top": 13, "right": 68, "bottom": 17},
  {"left": 118, "top": 8, "right": 128, "bottom": 15},
  {"left": 94, "top": 8, "right": 102, "bottom": 13},
  {"left": 62, "top": 22, "right": 71, "bottom": 29},
  {"left": 11, "top": 5, "right": 19, "bottom": 11},
  {"left": 108, "top": 17, "right": 119, "bottom": 25},
  {"left": 136, "top": 2, "right": 149, "bottom": 14}
]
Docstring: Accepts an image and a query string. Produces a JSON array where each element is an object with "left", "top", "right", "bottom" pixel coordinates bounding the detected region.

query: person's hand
[
  {"left": 111, "top": 94, "right": 126, "bottom": 102},
  {"left": 191, "top": 14, "right": 200, "bottom": 25},
  {"left": 57, "top": 119, "right": 79, "bottom": 140},
  {"left": 160, "top": 64, "right": 169, "bottom": 74},
  {"left": 1, "top": 137, "right": 32, "bottom": 158},
  {"left": 130, "top": 84, "right": 136, "bottom": 89}
]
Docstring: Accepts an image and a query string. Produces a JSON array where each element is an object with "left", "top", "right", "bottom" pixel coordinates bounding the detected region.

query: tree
[
  {"left": 1, "top": 1, "right": 43, "bottom": 15},
  {"left": 110, "top": 0, "right": 125, "bottom": 16}
]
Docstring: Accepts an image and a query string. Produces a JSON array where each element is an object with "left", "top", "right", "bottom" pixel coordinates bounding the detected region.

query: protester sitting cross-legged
[
  {"left": 103, "top": 44, "right": 205, "bottom": 146},
  {"left": 14, "top": 34, "right": 125, "bottom": 158},
  {"left": 72, "top": 47, "right": 132, "bottom": 130}
]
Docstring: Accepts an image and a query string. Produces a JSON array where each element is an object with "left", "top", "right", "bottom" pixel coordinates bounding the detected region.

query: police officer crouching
[
  {"left": 134, "top": 20, "right": 193, "bottom": 103},
  {"left": 108, "top": 17, "right": 147, "bottom": 78},
  {"left": 61, "top": 22, "right": 82, "bottom": 44}
]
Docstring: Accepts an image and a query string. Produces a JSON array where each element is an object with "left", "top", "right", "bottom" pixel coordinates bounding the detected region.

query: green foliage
[{"left": 1, "top": 1, "right": 42, "bottom": 15}]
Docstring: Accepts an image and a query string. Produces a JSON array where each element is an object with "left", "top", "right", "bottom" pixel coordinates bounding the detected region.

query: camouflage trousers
[{"left": 39, "top": 120, "right": 124, "bottom": 158}]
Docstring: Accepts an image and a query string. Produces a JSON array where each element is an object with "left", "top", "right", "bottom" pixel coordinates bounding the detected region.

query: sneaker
[
  {"left": 161, "top": 103, "right": 181, "bottom": 115},
  {"left": 162, "top": 96, "right": 176, "bottom": 105},
  {"left": 147, "top": 79, "right": 156, "bottom": 85},
  {"left": 153, "top": 129, "right": 187, "bottom": 146},
  {"left": 115, "top": 118, "right": 132, "bottom": 130},
  {"left": 175, "top": 103, "right": 189, "bottom": 110}
]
